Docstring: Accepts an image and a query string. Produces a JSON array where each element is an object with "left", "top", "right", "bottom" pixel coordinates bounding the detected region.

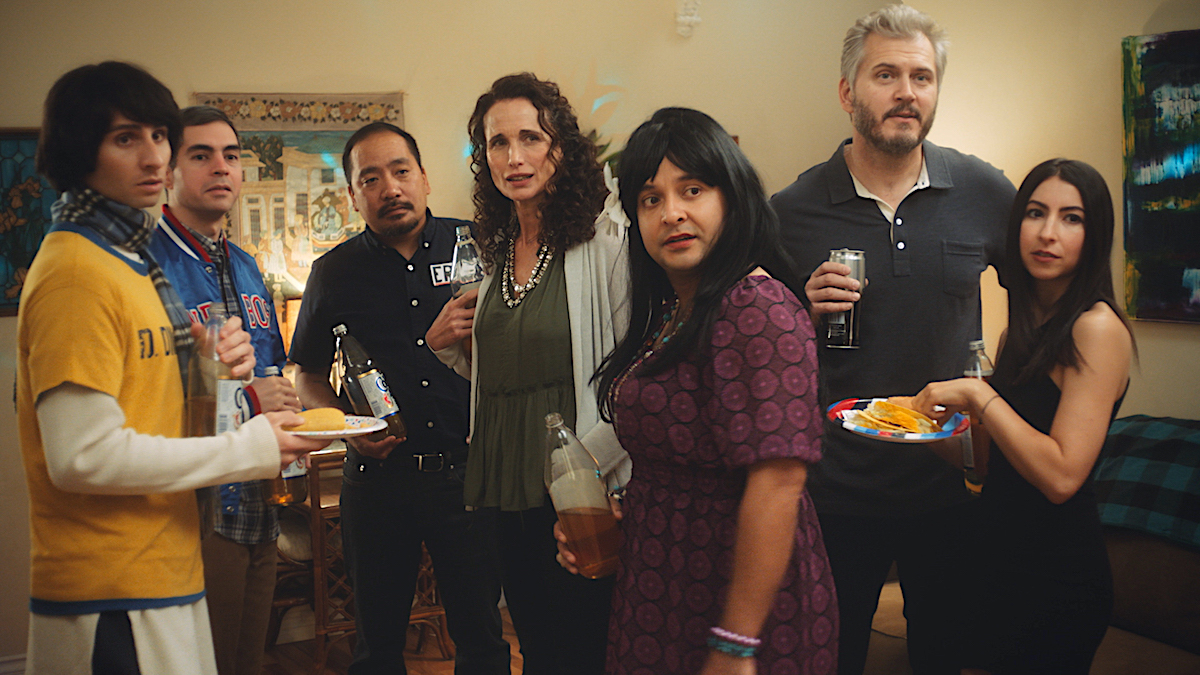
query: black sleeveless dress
[{"left": 971, "top": 370, "right": 1121, "bottom": 674}]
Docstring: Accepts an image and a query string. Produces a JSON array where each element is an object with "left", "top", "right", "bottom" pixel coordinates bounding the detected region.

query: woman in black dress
[{"left": 911, "top": 159, "right": 1134, "bottom": 674}]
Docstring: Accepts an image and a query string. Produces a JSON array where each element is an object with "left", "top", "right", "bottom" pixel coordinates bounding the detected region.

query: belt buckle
[{"left": 415, "top": 453, "right": 444, "bottom": 472}]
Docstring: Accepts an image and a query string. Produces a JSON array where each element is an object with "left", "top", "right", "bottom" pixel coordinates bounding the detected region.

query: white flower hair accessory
[{"left": 596, "top": 162, "right": 630, "bottom": 234}]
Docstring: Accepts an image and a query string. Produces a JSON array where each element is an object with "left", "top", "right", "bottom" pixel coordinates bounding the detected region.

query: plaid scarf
[{"left": 53, "top": 189, "right": 195, "bottom": 391}]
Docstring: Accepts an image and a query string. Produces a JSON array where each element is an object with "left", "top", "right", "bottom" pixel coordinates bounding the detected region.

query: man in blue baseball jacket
[{"left": 148, "top": 105, "right": 301, "bottom": 675}]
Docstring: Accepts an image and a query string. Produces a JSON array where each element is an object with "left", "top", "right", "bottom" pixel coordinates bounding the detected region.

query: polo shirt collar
[{"left": 826, "top": 138, "right": 954, "bottom": 205}]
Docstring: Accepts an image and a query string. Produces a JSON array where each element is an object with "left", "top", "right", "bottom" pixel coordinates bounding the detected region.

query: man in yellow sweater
[{"left": 18, "top": 61, "right": 327, "bottom": 675}]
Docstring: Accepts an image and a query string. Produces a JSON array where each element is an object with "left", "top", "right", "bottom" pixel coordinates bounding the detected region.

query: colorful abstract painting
[
  {"left": 191, "top": 92, "right": 404, "bottom": 302},
  {"left": 1122, "top": 29, "right": 1200, "bottom": 323},
  {"left": 0, "top": 129, "right": 58, "bottom": 316}
]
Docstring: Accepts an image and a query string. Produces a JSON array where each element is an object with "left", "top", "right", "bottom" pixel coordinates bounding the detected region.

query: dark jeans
[
  {"left": 497, "top": 500, "right": 613, "bottom": 675},
  {"left": 817, "top": 501, "right": 978, "bottom": 675},
  {"left": 341, "top": 451, "right": 509, "bottom": 675}
]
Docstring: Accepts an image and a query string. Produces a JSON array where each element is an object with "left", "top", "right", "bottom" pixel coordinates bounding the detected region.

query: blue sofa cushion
[{"left": 1094, "top": 415, "right": 1200, "bottom": 551}]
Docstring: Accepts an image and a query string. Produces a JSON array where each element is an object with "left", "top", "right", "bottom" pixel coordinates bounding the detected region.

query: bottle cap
[
  {"left": 455, "top": 224, "right": 472, "bottom": 236},
  {"left": 545, "top": 412, "right": 564, "bottom": 427},
  {"left": 968, "top": 339, "right": 986, "bottom": 351},
  {"left": 333, "top": 324, "right": 348, "bottom": 336}
]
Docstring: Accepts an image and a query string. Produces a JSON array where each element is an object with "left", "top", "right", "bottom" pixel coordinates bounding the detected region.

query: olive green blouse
[{"left": 466, "top": 252, "right": 576, "bottom": 511}]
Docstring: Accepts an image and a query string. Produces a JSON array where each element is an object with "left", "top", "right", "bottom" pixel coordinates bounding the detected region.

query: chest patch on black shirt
[{"left": 430, "top": 261, "right": 453, "bottom": 286}]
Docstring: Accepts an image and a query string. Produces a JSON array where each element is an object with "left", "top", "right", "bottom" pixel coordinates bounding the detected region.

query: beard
[
  {"left": 370, "top": 201, "right": 423, "bottom": 238},
  {"left": 852, "top": 98, "right": 936, "bottom": 156}
]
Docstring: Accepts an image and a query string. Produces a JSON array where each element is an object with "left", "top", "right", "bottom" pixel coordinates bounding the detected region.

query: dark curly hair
[{"left": 467, "top": 73, "right": 606, "bottom": 268}]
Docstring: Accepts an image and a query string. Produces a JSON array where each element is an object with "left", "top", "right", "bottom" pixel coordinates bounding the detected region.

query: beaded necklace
[
  {"left": 501, "top": 235, "right": 553, "bottom": 308},
  {"left": 612, "top": 296, "right": 686, "bottom": 403}
]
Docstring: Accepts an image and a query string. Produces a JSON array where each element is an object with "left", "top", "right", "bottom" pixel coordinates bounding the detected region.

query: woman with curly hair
[{"left": 428, "top": 72, "right": 631, "bottom": 675}]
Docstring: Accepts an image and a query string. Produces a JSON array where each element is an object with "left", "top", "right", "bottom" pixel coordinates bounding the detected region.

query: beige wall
[{"left": 1, "top": 0, "right": 1198, "bottom": 657}]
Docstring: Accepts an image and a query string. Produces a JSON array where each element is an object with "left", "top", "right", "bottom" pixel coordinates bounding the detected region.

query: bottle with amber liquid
[
  {"left": 264, "top": 366, "right": 308, "bottom": 506},
  {"left": 185, "top": 307, "right": 243, "bottom": 437},
  {"left": 333, "top": 324, "right": 407, "bottom": 441},
  {"left": 962, "top": 339, "right": 995, "bottom": 495},
  {"left": 544, "top": 412, "right": 619, "bottom": 579}
]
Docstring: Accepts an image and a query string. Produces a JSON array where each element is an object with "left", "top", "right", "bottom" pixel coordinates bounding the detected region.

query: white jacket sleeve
[{"left": 37, "top": 382, "right": 281, "bottom": 495}]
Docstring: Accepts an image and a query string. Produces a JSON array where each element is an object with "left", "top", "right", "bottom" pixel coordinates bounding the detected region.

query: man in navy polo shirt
[
  {"left": 771, "top": 6, "right": 1015, "bottom": 675},
  {"left": 290, "top": 122, "right": 509, "bottom": 674},
  {"left": 148, "top": 104, "right": 303, "bottom": 675}
]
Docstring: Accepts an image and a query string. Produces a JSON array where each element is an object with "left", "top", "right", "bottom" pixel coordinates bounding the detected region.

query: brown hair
[{"left": 467, "top": 73, "right": 606, "bottom": 267}]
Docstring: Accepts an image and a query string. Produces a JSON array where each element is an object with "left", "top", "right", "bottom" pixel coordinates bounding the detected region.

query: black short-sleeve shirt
[{"left": 289, "top": 211, "right": 472, "bottom": 465}]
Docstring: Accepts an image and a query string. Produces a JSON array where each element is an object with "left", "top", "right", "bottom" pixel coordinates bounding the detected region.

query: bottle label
[
  {"left": 281, "top": 457, "right": 307, "bottom": 479},
  {"left": 356, "top": 370, "right": 400, "bottom": 417},
  {"left": 215, "top": 379, "right": 247, "bottom": 434}
]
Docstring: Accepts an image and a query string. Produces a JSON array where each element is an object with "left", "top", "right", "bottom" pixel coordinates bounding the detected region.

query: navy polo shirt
[{"left": 289, "top": 211, "right": 472, "bottom": 466}]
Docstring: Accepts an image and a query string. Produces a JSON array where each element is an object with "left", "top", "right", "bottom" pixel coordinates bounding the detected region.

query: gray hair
[{"left": 841, "top": 4, "right": 948, "bottom": 87}]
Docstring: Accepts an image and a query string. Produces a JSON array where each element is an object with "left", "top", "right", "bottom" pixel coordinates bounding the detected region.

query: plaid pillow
[{"left": 1094, "top": 415, "right": 1200, "bottom": 551}]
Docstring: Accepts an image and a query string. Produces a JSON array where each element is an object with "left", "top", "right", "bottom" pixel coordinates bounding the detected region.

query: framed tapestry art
[
  {"left": 1121, "top": 29, "right": 1200, "bottom": 323},
  {"left": 0, "top": 129, "right": 59, "bottom": 316},
  {"left": 191, "top": 92, "right": 404, "bottom": 303}
]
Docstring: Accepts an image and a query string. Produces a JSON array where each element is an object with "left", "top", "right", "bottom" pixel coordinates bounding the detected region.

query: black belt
[
  {"left": 346, "top": 451, "right": 448, "bottom": 473},
  {"left": 409, "top": 453, "right": 446, "bottom": 472}
]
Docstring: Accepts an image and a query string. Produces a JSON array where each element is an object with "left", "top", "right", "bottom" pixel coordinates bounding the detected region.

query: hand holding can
[{"left": 826, "top": 248, "right": 865, "bottom": 349}]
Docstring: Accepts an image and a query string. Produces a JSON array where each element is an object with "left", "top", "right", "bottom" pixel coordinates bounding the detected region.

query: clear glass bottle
[
  {"left": 962, "top": 339, "right": 995, "bottom": 495},
  {"left": 333, "top": 324, "right": 407, "bottom": 441},
  {"left": 544, "top": 412, "right": 619, "bottom": 579},
  {"left": 450, "top": 224, "right": 484, "bottom": 298},
  {"left": 263, "top": 365, "right": 308, "bottom": 506},
  {"left": 185, "top": 307, "right": 242, "bottom": 437}
]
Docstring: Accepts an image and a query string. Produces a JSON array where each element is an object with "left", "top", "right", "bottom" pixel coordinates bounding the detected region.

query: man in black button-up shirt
[{"left": 291, "top": 122, "right": 508, "bottom": 674}]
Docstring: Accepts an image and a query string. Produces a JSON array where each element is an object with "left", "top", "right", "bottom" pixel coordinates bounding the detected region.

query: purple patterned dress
[{"left": 608, "top": 276, "right": 838, "bottom": 675}]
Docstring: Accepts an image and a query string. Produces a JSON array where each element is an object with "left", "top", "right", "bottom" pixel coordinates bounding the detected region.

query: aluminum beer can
[{"left": 826, "top": 248, "right": 865, "bottom": 348}]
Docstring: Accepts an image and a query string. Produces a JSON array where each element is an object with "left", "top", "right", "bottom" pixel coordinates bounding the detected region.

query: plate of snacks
[
  {"left": 283, "top": 407, "right": 386, "bottom": 438},
  {"left": 827, "top": 398, "right": 969, "bottom": 444}
]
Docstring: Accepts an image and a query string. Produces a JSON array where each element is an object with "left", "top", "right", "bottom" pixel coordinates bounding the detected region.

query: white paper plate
[{"left": 287, "top": 415, "right": 386, "bottom": 438}]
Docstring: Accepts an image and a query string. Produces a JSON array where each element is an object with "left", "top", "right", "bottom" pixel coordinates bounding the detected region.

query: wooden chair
[
  {"left": 265, "top": 506, "right": 314, "bottom": 648},
  {"left": 308, "top": 447, "right": 356, "bottom": 674},
  {"left": 301, "top": 446, "right": 454, "bottom": 673},
  {"left": 410, "top": 545, "right": 454, "bottom": 659}
]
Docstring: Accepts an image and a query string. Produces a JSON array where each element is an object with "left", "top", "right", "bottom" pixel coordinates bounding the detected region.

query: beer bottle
[
  {"left": 186, "top": 307, "right": 243, "bottom": 437},
  {"left": 544, "top": 412, "right": 619, "bottom": 579},
  {"left": 962, "top": 339, "right": 995, "bottom": 495},
  {"left": 333, "top": 324, "right": 407, "bottom": 441},
  {"left": 450, "top": 224, "right": 484, "bottom": 298},
  {"left": 263, "top": 366, "right": 308, "bottom": 506}
]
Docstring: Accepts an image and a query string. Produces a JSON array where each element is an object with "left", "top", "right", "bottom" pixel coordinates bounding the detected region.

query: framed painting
[
  {"left": 190, "top": 92, "right": 404, "bottom": 304},
  {"left": 0, "top": 128, "right": 58, "bottom": 316},
  {"left": 1121, "top": 29, "right": 1200, "bottom": 323}
]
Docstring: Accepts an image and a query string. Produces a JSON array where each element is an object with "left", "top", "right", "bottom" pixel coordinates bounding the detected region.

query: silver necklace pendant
[{"left": 502, "top": 237, "right": 552, "bottom": 308}]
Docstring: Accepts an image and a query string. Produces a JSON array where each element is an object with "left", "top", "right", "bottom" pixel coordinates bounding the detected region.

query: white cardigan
[{"left": 434, "top": 191, "right": 633, "bottom": 490}]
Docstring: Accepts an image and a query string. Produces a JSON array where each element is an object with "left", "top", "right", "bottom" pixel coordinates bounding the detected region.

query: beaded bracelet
[
  {"left": 706, "top": 635, "right": 758, "bottom": 658},
  {"left": 709, "top": 626, "right": 762, "bottom": 647}
]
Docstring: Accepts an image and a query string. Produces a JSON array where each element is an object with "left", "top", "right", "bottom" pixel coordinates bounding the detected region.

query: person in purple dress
[{"left": 560, "top": 107, "right": 838, "bottom": 675}]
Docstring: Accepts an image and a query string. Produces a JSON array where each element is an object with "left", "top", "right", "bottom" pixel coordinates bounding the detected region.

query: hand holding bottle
[
  {"left": 190, "top": 315, "right": 256, "bottom": 380},
  {"left": 249, "top": 374, "right": 302, "bottom": 412},
  {"left": 348, "top": 433, "right": 401, "bottom": 460},
  {"left": 425, "top": 288, "right": 479, "bottom": 352},
  {"left": 554, "top": 496, "right": 623, "bottom": 575}
]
